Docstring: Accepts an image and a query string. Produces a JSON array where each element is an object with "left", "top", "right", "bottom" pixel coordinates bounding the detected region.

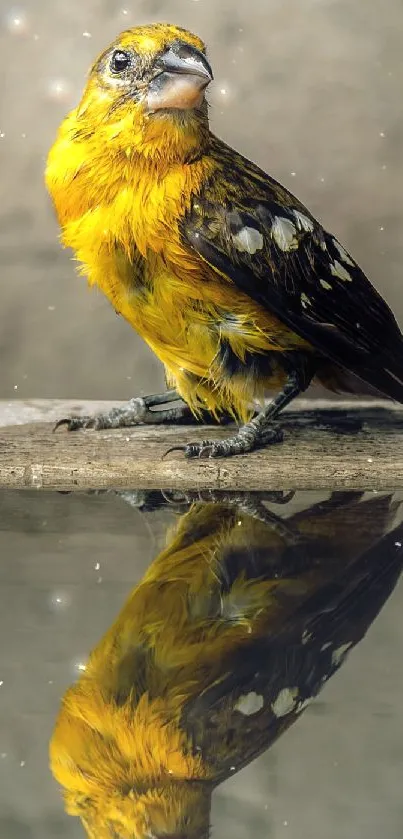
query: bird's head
[{"left": 76, "top": 23, "right": 213, "bottom": 163}]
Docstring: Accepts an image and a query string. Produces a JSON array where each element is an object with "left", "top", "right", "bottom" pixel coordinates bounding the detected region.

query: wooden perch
[{"left": 1, "top": 398, "right": 403, "bottom": 492}]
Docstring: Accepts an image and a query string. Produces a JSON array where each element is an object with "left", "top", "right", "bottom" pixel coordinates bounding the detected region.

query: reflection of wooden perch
[{"left": 1, "top": 399, "right": 403, "bottom": 492}]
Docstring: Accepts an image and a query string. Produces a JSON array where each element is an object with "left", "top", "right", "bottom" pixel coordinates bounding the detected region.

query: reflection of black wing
[
  {"left": 182, "top": 141, "right": 403, "bottom": 401},
  {"left": 182, "top": 523, "right": 403, "bottom": 785}
]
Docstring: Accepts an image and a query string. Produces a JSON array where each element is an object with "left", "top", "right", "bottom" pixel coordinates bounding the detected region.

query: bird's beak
[{"left": 146, "top": 43, "right": 213, "bottom": 112}]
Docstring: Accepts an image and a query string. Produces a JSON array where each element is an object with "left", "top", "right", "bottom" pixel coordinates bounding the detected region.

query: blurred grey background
[{"left": 0, "top": 0, "right": 402, "bottom": 401}]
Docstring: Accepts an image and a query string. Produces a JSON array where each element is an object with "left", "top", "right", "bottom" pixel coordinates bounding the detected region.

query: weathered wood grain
[{"left": 1, "top": 399, "right": 403, "bottom": 491}]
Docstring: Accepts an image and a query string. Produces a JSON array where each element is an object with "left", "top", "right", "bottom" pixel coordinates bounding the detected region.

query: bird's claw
[
  {"left": 53, "top": 415, "right": 96, "bottom": 432},
  {"left": 164, "top": 427, "right": 284, "bottom": 459},
  {"left": 164, "top": 440, "right": 226, "bottom": 459},
  {"left": 185, "top": 440, "right": 220, "bottom": 458},
  {"left": 53, "top": 397, "right": 162, "bottom": 433}
]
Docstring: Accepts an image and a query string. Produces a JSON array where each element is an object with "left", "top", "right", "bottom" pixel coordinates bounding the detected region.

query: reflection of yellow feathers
[{"left": 50, "top": 493, "right": 403, "bottom": 839}]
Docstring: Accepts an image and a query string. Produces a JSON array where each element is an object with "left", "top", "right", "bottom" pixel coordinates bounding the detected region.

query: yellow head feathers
[{"left": 70, "top": 23, "right": 212, "bottom": 163}]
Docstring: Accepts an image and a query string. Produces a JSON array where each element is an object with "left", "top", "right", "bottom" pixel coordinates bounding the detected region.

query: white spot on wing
[
  {"left": 271, "top": 687, "right": 299, "bottom": 717},
  {"left": 271, "top": 217, "right": 298, "bottom": 251},
  {"left": 293, "top": 210, "right": 314, "bottom": 233},
  {"left": 235, "top": 691, "right": 264, "bottom": 716},
  {"left": 233, "top": 226, "right": 264, "bottom": 254},
  {"left": 332, "top": 239, "right": 355, "bottom": 266},
  {"left": 331, "top": 642, "right": 353, "bottom": 666},
  {"left": 330, "top": 261, "right": 353, "bottom": 282},
  {"left": 321, "top": 642, "right": 332, "bottom": 651},
  {"left": 300, "top": 293, "right": 311, "bottom": 309},
  {"left": 320, "top": 279, "right": 332, "bottom": 290}
]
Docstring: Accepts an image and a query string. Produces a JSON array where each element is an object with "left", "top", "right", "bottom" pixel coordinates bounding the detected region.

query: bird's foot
[
  {"left": 54, "top": 391, "right": 188, "bottom": 432},
  {"left": 167, "top": 423, "right": 284, "bottom": 459}
]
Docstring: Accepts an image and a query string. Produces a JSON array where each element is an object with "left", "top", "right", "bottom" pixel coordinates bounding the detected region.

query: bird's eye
[{"left": 110, "top": 50, "right": 131, "bottom": 73}]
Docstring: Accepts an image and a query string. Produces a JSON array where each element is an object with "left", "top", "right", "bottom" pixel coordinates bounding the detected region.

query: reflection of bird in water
[{"left": 50, "top": 491, "right": 403, "bottom": 839}]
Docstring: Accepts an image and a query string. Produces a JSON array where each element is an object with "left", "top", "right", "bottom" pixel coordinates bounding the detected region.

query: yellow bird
[
  {"left": 50, "top": 490, "right": 403, "bottom": 838},
  {"left": 46, "top": 24, "right": 403, "bottom": 457}
]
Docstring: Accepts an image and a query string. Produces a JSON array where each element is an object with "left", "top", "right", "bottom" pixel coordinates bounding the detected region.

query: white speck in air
[
  {"left": 47, "top": 79, "right": 72, "bottom": 101},
  {"left": 0, "top": 681, "right": 3, "bottom": 687},
  {"left": 379, "top": 226, "right": 384, "bottom": 231},
  {"left": 290, "top": 172, "right": 296, "bottom": 177},
  {"left": 395, "top": 541, "right": 402, "bottom": 547},
  {"left": 82, "top": 31, "right": 92, "bottom": 38},
  {"left": 283, "top": 821, "right": 289, "bottom": 827},
  {"left": 271, "top": 687, "right": 299, "bottom": 717},
  {"left": 320, "top": 279, "right": 332, "bottom": 290},
  {"left": 331, "top": 642, "right": 352, "bottom": 666},
  {"left": 321, "top": 642, "right": 332, "bottom": 651},
  {"left": 49, "top": 591, "right": 70, "bottom": 611},
  {"left": 75, "top": 661, "right": 87, "bottom": 673},
  {"left": 20, "top": 761, "right": 26, "bottom": 767},
  {"left": 230, "top": 765, "right": 236, "bottom": 771},
  {"left": 330, "top": 261, "right": 352, "bottom": 282},
  {"left": 233, "top": 226, "right": 264, "bottom": 254},
  {"left": 235, "top": 691, "right": 264, "bottom": 715},
  {"left": 95, "top": 562, "right": 100, "bottom": 571},
  {"left": 5, "top": 11, "right": 28, "bottom": 33},
  {"left": 379, "top": 131, "right": 386, "bottom": 138},
  {"left": 271, "top": 217, "right": 298, "bottom": 251}
]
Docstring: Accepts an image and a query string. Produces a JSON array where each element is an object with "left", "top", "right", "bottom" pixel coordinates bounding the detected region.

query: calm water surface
[{"left": 1, "top": 488, "right": 403, "bottom": 839}]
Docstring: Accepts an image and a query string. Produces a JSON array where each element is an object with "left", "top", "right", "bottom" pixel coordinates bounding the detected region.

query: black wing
[
  {"left": 181, "top": 521, "right": 403, "bottom": 785},
  {"left": 182, "top": 140, "right": 403, "bottom": 401}
]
